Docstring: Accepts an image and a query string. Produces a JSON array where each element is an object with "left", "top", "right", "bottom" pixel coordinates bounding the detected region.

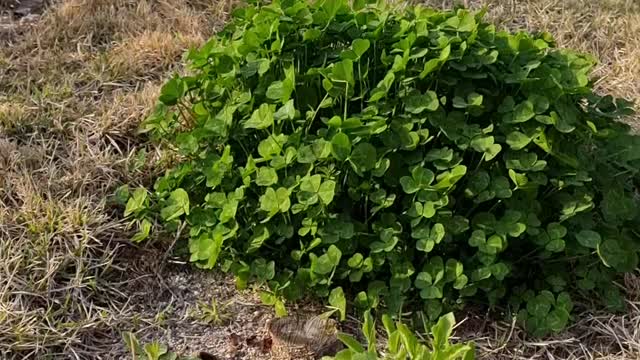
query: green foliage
[
  {"left": 513, "top": 290, "right": 573, "bottom": 337},
  {"left": 194, "top": 298, "right": 230, "bottom": 325},
  {"left": 123, "top": 332, "right": 197, "bottom": 360},
  {"left": 322, "top": 311, "right": 474, "bottom": 359},
  {"left": 127, "top": 0, "right": 640, "bottom": 335}
]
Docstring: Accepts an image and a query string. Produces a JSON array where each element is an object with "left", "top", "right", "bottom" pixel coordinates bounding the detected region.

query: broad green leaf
[
  {"left": 348, "top": 253, "right": 364, "bottom": 268},
  {"left": 143, "top": 342, "right": 167, "bottom": 359},
  {"left": 350, "top": 143, "right": 377, "bottom": 173},
  {"left": 471, "top": 267, "right": 492, "bottom": 281},
  {"left": 445, "top": 259, "right": 463, "bottom": 280},
  {"left": 125, "top": 188, "right": 148, "bottom": 217},
  {"left": 331, "top": 132, "right": 352, "bottom": 161},
  {"left": 545, "top": 239, "right": 565, "bottom": 252},
  {"left": 431, "top": 223, "right": 445, "bottom": 243},
  {"left": 258, "top": 134, "right": 287, "bottom": 159},
  {"left": 337, "top": 333, "right": 365, "bottom": 353},
  {"left": 256, "top": 167, "right": 278, "bottom": 186},
  {"left": 547, "top": 223, "right": 567, "bottom": 239},
  {"left": 220, "top": 199, "right": 238, "bottom": 223},
  {"left": 275, "top": 299, "right": 288, "bottom": 317},
  {"left": 259, "top": 187, "right": 290, "bottom": 217},
  {"left": 529, "top": 94, "right": 550, "bottom": 113},
  {"left": 331, "top": 59, "right": 355, "bottom": 86},
  {"left": 597, "top": 238, "right": 638, "bottom": 272},
  {"left": 420, "top": 45, "right": 450, "bottom": 78},
  {"left": 303, "top": 28, "right": 322, "bottom": 41},
  {"left": 527, "top": 294, "right": 552, "bottom": 317},
  {"left": 327, "top": 244, "right": 342, "bottom": 265},
  {"left": 506, "top": 131, "right": 532, "bottom": 150},
  {"left": 161, "top": 188, "right": 190, "bottom": 221},
  {"left": 352, "top": 38, "right": 370, "bottom": 58},
  {"left": 274, "top": 99, "right": 296, "bottom": 121},
  {"left": 311, "top": 254, "right": 333, "bottom": 275},
  {"left": 245, "top": 103, "right": 275, "bottom": 129},
  {"left": 575, "top": 230, "right": 601, "bottom": 249},
  {"left": 205, "top": 146, "right": 234, "bottom": 188},
  {"left": 508, "top": 169, "right": 528, "bottom": 188},
  {"left": 434, "top": 165, "right": 467, "bottom": 189},
  {"left": 131, "top": 219, "right": 152, "bottom": 243},
  {"left": 465, "top": 171, "right": 490, "bottom": 197},
  {"left": 189, "top": 229, "right": 224, "bottom": 268},
  {"left": 400, "top": 167, "right": 435, "bottom": 194},
  {"left": 415, "top": 272, "right": 433, "bottom": 288},
  {"left": 481, "top": 235, "right": 504, "bottom": 254},
  {"left": 404, "top": 91, "right": 439, "bottom": 113},
  {"left": 318, "top": 180, "right": 336, "bottom": 205},
  {"left": 266, "top": 65, "right": 295, "bottom": 103},
  {"left": 420, "top": 285, "right": 443, "bottom": 299},
  {"left": 260, "top": 291, "right": 277, "bottom": 305},
  {"left": 453, "top": 274, "right": 469, "bottom": 289},
  {"left": 547, "top": 308, "right": 569, "bottom": 333},
  {"left": 297, "top": 145, "right": 316, "bottom": 163},
  {"left": 469, "top": 230, "right": 486, "bottom": 247},
  {"left": 556, "top": 292, "right": 573, "bottom": 312},
  {"left": 159, "top": 77, "right": 186, "bottom": 105},
  {"left": 507, "top": 100, "right": 535, "bottom": 123},
  {"left": 312, "top": 138, "right": 332, "bottom": 159},
  {"left": 431, "top": 312, "right": 455, "bottom": 350},
  {"left": 329, "top": 287, "right": 347, "bottom": 321},
  {"left": 247, "top": 225, "right": 270, "bottom": 253}
]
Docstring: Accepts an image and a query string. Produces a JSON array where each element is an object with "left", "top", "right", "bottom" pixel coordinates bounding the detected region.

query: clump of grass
[{"left": 191, "top": 298, "right": 231, "bottom": 326}]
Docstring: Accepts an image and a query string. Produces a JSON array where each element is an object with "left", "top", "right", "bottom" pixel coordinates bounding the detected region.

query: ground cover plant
[
  {"left": 123, "top": 0, "right": 640, "bottom": 337},
  {"left": 323, "top": 311, "right": 474, "bottom": 360}
]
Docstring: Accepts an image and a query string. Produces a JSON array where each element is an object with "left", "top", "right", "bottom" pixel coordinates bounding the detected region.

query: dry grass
[
  {"left": 106, "top": 31, "right": 202, "bottom": 80},
  {"left": 1, "top": 0, "right": 639, "bottom": 359},
  {"left": 0, "top": 0, "right": 232, "bottom": 358}
]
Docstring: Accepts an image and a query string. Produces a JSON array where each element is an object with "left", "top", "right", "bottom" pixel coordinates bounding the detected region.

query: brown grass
[
  {"left": 1, "top": 0, "right": 639, "bottom": 359},
  {"left": 0, "top": 0, "right": 232, "bottom": 358}
]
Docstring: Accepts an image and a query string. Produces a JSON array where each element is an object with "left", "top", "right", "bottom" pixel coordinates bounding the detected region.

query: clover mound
[{"left": 125, "top": 0, "right": 640, "bottom": 336}]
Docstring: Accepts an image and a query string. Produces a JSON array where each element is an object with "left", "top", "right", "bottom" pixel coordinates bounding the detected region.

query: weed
[{"left": 126, "top": 0, "right": 640, "bottom": 337}]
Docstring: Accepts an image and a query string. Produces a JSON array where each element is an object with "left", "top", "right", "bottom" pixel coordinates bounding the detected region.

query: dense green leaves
[{"left": 127, "top": 0, "right": 640, "bottom": 337}]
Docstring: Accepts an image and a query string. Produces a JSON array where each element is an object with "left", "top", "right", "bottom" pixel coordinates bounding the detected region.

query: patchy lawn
[{"left": 0, "top": 0, "right": 638, "bottom": 359}]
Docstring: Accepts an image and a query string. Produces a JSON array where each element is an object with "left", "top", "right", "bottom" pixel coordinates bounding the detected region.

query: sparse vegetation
[
  {"left": 194, "top": 297, "right": 231, "bottom": 325},
  {"left": 123, "top": 332, "right": 199, "bottom": 360},
  {"left": 0, "top": 0, "right": 228, "bottom": 358},
  {"left": 1, "top": 0, "right": 639, "bottom": 359},
  {"left": 323, "top": 311, "right": 474, "bottom": 360}
]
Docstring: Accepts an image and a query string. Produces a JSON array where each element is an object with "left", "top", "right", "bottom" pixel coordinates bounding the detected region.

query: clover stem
[{"left": 306, "top": 92, "right": 330, "bottom": 135}]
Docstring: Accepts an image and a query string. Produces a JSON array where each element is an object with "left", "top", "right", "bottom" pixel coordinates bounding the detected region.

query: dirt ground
[{"left": 1, "top": 0, "right": 639, "bottom": 359}]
